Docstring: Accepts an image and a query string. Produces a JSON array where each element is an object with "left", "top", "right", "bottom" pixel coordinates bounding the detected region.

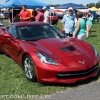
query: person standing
[
  {"left": 73, "top": 11, "right": 86, "bottom": 40},
  {"left": 42, "top": 6, "right": 49, "bottom": 23},
  {"left": 86, "top": 10, "right": 93, "bottom": 38},
  {"left": 35, "top": 8, "right": 44, "bottom": 22},
  {"left": 9, "top": 8, "right": 16, "bottom": 23},
  {"left": 19, "top": 5, "right": 31, "bottom": 22},
  {"left": 61, "top": 7, "right": 75, "bottom": 37},
  {"left": 0, "top": 12, "right": 4, "bottom": 27},
  {"left": 31, "top": 9, "right": 37, "bottom": 21}
]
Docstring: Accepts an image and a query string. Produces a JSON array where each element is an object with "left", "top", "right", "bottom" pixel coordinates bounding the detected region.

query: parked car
[
  {"left": 3, "top": 11, "right": 10, "bottom": 19},
  {"left": 0, "top": 22, "right": 99, "bottom": 84},
  {"left": 49, "top": 13, "right": 59, "bottom": 25},
  {"left": 55, "top": 13, "right": 64, "bottom": 19}
]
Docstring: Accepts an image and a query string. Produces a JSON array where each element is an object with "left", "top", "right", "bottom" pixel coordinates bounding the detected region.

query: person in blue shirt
[
  {"left": 61, "top": 7, "right": 75, "bottom": 37},
  {"left": 73, "top": 11, "right": 86, "bottom": 40}
]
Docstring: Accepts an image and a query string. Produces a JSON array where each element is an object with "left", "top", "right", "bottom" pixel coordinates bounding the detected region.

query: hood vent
[{"left": 60, "top": 46, "right": 76, "bottom": 52}]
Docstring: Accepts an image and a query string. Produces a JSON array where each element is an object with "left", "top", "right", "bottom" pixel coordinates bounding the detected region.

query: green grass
[
  {"left": 0, "top": 22, "right": 100, "bottom": 100},
  {"left": 85, "top": 24, "right": 100, "bottom": 52}
]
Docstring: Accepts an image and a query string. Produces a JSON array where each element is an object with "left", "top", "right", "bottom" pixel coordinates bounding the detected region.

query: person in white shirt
[
  {"left": 42, "top": 6, "right": 49, "bottom": 23},
  {"left": 0, "top": 12, "right": 4, "bottom": 27}
]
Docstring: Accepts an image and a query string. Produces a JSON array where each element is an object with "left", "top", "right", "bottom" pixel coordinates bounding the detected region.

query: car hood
[{"left": 27, "top": 37, "right": 88, "bottom": 58}]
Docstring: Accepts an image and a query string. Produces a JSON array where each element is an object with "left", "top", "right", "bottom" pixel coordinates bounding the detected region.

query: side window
[{"left": 8, "top": 25, "right": 18, "bottom": 38}]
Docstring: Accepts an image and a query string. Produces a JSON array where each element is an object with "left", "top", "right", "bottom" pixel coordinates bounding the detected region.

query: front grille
[{"left": 57, "top": 64, "right": 99, "bottom": 79}]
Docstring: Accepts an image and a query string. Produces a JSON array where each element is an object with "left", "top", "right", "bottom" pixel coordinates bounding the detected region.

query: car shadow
[
  {"left": 68, "top": 69, "right": 100, "bottom": 87},
  {"left": 39, "top": 69, "right": 100, "bottom": 87},
  {"left": 6, "top": 54, "right": 11, "bottom": 57}
]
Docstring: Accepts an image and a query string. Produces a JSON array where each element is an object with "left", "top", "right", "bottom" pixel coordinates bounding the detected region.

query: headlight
[
  {"left": 90, "top": 44, "right": 98, "bottom": 57},
  {"left": 35, "top": 52, "right": 58, "bottom": 66}
]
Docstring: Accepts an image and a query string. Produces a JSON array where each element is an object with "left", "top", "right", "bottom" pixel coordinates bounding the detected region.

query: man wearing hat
[
  {"left": 35, "top": 8, "right": 44, "bottom": 22},
  {"left": 61, "top": 7, "right": 75, "bottom": 37},
  {"left": 42, "top": 6, "right": 49, "bottom": 23}
]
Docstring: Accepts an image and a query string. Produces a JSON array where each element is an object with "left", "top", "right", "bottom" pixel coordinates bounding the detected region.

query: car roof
[{"left": 11, "top": 22, "right": 48, "bottom": 26}]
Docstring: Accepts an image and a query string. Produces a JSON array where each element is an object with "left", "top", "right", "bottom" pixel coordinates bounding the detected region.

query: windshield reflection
[{"left": 17, "top": 24, "right": 64, "bottom": 41}]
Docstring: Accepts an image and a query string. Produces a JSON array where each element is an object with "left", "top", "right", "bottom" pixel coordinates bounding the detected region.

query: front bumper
[
  {"left": 57, "top": 64, "right": 98, "bottom": 79},
  {"left": 35, "top": 62, "right": 99, "bottom": 84}
]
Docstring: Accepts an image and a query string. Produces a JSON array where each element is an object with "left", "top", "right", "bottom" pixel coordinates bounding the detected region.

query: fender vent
[{"left": 60, "top": 46, "right": 75, "bottom": 52}]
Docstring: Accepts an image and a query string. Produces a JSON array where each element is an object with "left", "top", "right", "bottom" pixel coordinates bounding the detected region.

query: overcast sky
[{"left": 0, "top": 0, "right": 99, "bottom": 6}]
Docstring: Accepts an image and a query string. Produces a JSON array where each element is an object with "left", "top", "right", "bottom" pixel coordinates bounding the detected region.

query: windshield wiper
[{"left": 62, "top": 34, "right": 67, "bottom": 38}]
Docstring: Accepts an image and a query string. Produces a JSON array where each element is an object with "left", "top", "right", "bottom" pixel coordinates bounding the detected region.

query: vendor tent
[
  {"left": 89, "top": 7, "right": 100, "bottom": 12},
  {"left": 1, "top": 0, "right": 50, "bottom": 23},
  {"left": 0, "top": 5, "right": 2, "bottom": 9},
  {"left": 55, "top": 3, "right": 87, "bottom": 9},
  {"left": 2, "top": 0, "right": 50, "bottom": 9}
]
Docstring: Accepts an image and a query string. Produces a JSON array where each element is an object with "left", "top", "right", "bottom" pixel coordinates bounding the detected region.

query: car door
[{"left": 3, "top": 24, "right": 22, "bottom": 61}]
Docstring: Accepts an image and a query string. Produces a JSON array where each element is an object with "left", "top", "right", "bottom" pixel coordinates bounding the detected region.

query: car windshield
[
  {"left": 49, "top": 13, "right": 57, "bottom": 16},
  {"left": 17, "top": 24, "right": 64, "bottom": 41}
]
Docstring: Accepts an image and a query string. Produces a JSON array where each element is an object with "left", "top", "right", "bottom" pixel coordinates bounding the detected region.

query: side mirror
[
  {"left": 61, "top": 29, "right": 65, "bottom": 34},
  {"left": 1, "top": 27, "right": 6, "bottom": 31}
]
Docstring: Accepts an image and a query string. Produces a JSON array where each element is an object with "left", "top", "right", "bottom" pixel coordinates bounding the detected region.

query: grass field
[{"left": 0, "top": 22, "right": 100, "bottom": 100}]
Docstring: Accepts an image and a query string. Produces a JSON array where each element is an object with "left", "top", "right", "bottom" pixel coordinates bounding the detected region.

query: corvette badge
[{"left": 78, "top": 60, "right": 85, "bottom": 64}]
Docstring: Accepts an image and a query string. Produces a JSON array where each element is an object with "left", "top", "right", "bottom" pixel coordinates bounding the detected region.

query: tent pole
[
  {"left": 50, "top": 10, "right": 52, "bottom": 25},
  {"left": 12, "top": 7, "right": 13, "bottom": 23}
]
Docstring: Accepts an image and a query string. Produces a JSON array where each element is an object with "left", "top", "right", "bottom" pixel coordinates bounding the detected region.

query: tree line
[{"left": 86, "top": 1, "right": 100, "bottom": 8}]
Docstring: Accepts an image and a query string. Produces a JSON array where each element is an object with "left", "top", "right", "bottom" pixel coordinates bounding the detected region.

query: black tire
[
  {"left": 23, "top": 55, "right": 37, "bottom": 82},
  {"left": 0, "top": 45, "right": 3, "bottom": 54}
]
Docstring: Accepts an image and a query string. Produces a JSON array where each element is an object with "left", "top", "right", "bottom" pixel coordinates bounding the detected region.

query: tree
[
  {"left": 96, "top": 1, "right": 100, "bottom": 8},
  {"left": 86, "top": 1, "right": 100, "bottom": 8},
  {"left": 5, "top": 0, "right": 9, "bottom": 2},
  {"left": 86, "top": 3, "right": 95, "bottom": 8},
  {"left": 50, "top": 4, "right": 60, "bottom": 7},
  {"left": 80, "top": 4, "right": 84, "bottom": 6}
]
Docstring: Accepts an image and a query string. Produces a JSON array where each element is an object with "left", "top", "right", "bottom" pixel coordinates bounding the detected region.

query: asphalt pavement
[{"left": 38, "top": 79, "right": 100, "bottom": 100}]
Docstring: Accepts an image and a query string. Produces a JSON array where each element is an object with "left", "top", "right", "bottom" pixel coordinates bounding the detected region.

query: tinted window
[
  {"left": 17, "top": 24, "right": 64, "bottom": 41},
  {"left": 8, "top": 25, "right": 18, "bottom": 38},
  {"left": 49, "top": 13, "right": 57, "bottom": 16}
]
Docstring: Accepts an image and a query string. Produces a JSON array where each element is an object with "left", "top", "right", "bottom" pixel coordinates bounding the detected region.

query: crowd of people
[
  {"left": 0, "top": 5, "right": 94, "bottom": 40},
  {"left": 61, "top": 7, "right": 93, "bottom": 40},
  {"left": 0, "top": 5, "right": 50, "bottom": 26},
  {"left": 15, "top": 5, "right": 49, "bottom": 23}
]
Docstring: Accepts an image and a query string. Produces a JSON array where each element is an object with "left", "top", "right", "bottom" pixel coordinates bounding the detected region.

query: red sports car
[
  {"left": 49, "top": 13, "right": 59, "bottom": 25},
  {"left": 0, "top": 22, "right": 99, "bottom": 84}
]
